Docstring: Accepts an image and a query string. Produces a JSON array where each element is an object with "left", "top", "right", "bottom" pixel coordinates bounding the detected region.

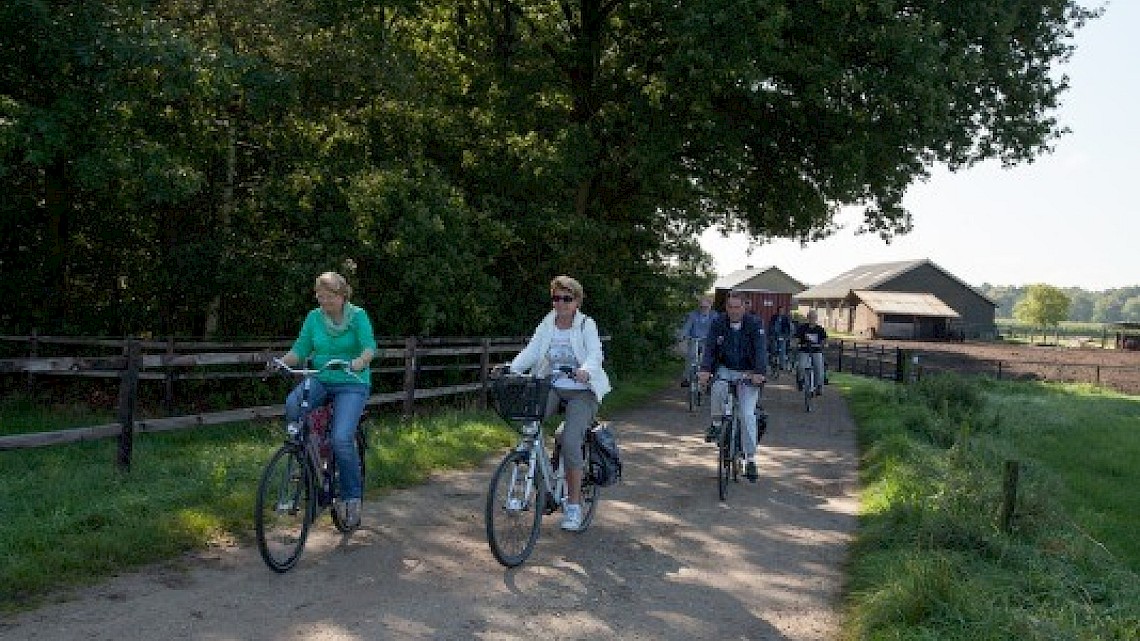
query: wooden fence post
[
  {"left": 479, "top": 338, "right": 491, "bottom": 410},
  {"left": 402, "top": 335, "right": 418, "bottom": 417},
  {"left": 163, "top": 336, "right": 176, "bottom": 415},
  {"left": 894, "top": 348, "right": 908, "bottom": 383},
  {"left": 1000, "top": 460, "right": 1019, "bottom": 533},
  {"left": 116, "top": 338, "right": 142, "bottom": 472},
  {"left": 27, "top": 328, "right": 38, "bottom": 393}
]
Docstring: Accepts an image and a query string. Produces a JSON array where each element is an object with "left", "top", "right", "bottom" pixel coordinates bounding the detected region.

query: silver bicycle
[{"left": 483, "top": 372, "right": 601, "bottom": 567}]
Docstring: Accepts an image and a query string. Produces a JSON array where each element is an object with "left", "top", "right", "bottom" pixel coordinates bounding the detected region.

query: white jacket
[{"left": 509, "top": 310, "right": 612, "bottom": 402}]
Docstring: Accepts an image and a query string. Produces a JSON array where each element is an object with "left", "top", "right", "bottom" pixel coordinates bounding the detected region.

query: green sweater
[{"left": 290, "top": 303, "right": 377, "bottom": 386}]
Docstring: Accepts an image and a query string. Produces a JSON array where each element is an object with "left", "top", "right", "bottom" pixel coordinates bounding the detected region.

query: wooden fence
[{"left": 0, "top": 334, "right": 533, "bottom": 467}]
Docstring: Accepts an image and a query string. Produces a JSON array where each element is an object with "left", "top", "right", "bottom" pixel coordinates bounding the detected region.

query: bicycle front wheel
[
  {"left": 330, "top": 426, "right": 367, "bottom": 533},
  {"left": 485, "top": 450, "right": 544, "bottom": 567},
  {"left": 804, "top": 369, "right": 814, "bottom": 412},
  {"left": 717, "top": 423, "right": 731, "bottom": 501},
  {"left": 255, "top": 445, "right": 316, "bottom": 573}
]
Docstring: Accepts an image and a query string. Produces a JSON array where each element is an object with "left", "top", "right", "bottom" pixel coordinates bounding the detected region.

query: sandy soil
[{"left": 1, "top": 376, "right": 859, "bottom": 641}]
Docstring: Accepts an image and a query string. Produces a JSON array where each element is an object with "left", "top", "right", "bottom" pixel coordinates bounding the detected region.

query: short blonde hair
[
  {"left": 314, "top": 271, "right": 353, "bottom": 299},
  {"left": 550, "top": 275, "right": 584, "bottom": 301}
]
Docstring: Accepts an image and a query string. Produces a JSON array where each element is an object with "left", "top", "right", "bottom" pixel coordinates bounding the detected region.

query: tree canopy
[{"left": 0, "top": 0, "right": 1099, "bottom": 369}]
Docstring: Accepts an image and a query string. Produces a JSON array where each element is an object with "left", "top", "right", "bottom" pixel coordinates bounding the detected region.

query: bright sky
[{"left": 701, "top": 2, "right": 1138, "bottom": 292}]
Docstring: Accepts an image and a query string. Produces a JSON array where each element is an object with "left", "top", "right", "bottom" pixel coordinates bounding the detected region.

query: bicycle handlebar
[{"left": 269, "top": 357, "right": 364, "bottom": 382}]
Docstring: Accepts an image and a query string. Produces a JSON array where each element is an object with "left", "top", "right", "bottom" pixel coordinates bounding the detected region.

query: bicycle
[
  {"left": 767, "top": 336, "right": 788, "bottom": 381},
  {"left": 709, "top": 375, "right": 763, "bottom": 501},
  {"left": 687, "top": 337, "right": 705, "bottom": 412},
  {"left": 254, "top": 358, "right": 367, "bottom": 573},
  {"left": 484, "top": 371, "right": 602, "bottom": 567},
  {"left": 797, "top": 350, "right": 824, "bottom": 413}
]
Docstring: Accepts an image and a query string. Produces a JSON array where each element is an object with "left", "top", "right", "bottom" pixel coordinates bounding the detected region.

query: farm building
[
  {"left": 793, "top": 259, "right": 997, "bottom": 339},
  {"left": 711, "top": 265, "right": 806, "bottom": 324},
  {"left": 1111, "top": 322, "right": 1140, "bottom": 350}
]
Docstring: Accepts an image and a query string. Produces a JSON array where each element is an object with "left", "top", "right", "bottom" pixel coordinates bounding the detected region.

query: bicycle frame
[{"left": 512, "top": 421, "right": 566, "bottom": 512}]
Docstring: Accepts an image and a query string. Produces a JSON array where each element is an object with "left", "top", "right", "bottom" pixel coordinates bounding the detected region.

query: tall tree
[{"left": 1014, "top": 283, "right": 1071, "bottom": 329}]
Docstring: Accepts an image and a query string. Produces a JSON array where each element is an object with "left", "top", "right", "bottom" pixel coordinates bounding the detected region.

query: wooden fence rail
[{"left": 0, "top": 334, "right": 535, "bottom": 468}]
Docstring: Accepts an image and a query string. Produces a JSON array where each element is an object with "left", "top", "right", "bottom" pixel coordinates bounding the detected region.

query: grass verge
[
  {"left": 0, "top": 367, "right": 673, "bottom": 612},
  {"left": 839, "top": 373, "right": 1140, "bottom": 640}
]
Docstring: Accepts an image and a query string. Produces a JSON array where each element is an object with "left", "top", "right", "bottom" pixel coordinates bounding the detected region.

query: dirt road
[{"left": 3, "top": 375, "right": 858, "bottom": 640}]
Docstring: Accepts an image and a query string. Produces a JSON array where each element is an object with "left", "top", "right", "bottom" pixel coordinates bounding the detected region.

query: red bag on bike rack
[{"left": 308, "top": 404, "right": 333, "bottom": 459}]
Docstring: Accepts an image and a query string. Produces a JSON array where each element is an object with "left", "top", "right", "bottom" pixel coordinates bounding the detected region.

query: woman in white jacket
[{"left": 510, "top": 275, "right": 611, "bottom": 531}]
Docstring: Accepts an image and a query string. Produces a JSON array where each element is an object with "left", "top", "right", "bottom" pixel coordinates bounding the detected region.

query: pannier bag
[{"left": 587, "top": 422, "right": 623, "bottom": 487}]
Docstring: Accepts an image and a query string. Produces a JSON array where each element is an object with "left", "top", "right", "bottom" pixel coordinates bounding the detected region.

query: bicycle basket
[{"left": 489, "top": 375, "right": 551, "bottom": 422}]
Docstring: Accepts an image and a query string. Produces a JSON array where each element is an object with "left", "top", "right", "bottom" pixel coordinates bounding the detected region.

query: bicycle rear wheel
[
  {"left": 578, "top": 436, "right": 604, "bottom": 530},
  {"left": 485, "top": 450, "right": 544, "bottom": 567},
  {"left": 731, "top": 417, "right": 743, "bottom": 483},
  {"left": 330, "top": 425, "right": 367, "bottom": 533},
  {"left": 255, "top": 445, "right": 316, "bottom": 573}
]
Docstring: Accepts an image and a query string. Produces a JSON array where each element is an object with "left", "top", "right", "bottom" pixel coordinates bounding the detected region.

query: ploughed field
[{"left": 849, "top": 339, "right": 1140, "bottom": 395}]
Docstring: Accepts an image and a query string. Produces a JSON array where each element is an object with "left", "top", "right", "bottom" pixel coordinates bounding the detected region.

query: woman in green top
[{"left": 277, "top": 271, "right": 377, "bottom": 528}]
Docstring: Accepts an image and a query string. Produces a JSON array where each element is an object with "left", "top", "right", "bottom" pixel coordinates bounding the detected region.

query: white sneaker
[{"left": 560, "top": 504, "right": 583, "bottom": 531}]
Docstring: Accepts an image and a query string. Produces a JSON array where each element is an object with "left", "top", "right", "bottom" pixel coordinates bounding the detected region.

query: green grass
[
  {"left": 840, "top": 373, "right": 1140, "bottom": 640},
  {"left": 0, "top": 367, "right": 674, "bottom": 611}
]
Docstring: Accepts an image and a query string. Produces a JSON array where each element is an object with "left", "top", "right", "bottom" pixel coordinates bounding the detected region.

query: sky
[{"left": 700, "top": 2, "right": 1138, "bottom": 292}]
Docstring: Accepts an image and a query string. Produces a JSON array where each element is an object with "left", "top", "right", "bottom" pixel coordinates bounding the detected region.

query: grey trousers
[{"left": 545, "top": 387, "right": 599, "bottom": 470}]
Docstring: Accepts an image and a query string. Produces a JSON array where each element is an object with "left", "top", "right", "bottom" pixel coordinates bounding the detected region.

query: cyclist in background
[
  {"left": 697, "top": 292, "right": 768, "bottom": 483},
  {"left": 795, "top": 309, "right": 828, "bottom": 396},
  {"left": 768, "top": 305, "right": 793, "bottom": 371},
  {"left": 275, "top": 271, "right": 376, "bottom": 528},
  {"left": 509, "top": 275, "right": 612, "bottom": 531},
  {"left": 678, "top": 295, "right": 717, "bottom": 386}
]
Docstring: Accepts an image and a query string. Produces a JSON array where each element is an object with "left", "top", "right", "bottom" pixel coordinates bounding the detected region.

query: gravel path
[{"left": 2, "top": 375, "right": 859, "bottom": 640}]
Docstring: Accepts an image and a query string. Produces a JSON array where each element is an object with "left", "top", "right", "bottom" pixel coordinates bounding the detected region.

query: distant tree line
[
  {"left": 979, "top": 284, "right": 1140, "bottom": 323},
  {"left": 1, "top": 1, "right": 1098, "bottom": 371}
]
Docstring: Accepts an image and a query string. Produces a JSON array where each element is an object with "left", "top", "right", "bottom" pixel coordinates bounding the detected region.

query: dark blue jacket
[{"left": 700, "top": 314, "right": 768, "bottom": 375}]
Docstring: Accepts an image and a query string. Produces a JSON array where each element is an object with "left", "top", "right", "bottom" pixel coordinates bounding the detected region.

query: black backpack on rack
[{"left": 587, "top": 422, "right": 622, "bottom": 487}]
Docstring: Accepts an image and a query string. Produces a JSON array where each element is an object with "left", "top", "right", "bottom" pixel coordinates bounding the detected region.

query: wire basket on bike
[{"left": 489, "top": 374, "right": 552, "bottom": 423}]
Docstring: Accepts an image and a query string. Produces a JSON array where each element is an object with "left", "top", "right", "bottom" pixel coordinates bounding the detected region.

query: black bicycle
[
  {"left": 711, "top": 376, "right": 762, "bottom": 501},
  {"left": 797, "top": 351, "right": 824, "bottom": 413},
  {"left": 254, "top": 359, "right": 367, "bottom": 573}
]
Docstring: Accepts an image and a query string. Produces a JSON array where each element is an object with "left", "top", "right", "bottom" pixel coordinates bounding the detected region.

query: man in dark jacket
[{"left": 698, "top": 292, "right": 768, "bottom": 482}]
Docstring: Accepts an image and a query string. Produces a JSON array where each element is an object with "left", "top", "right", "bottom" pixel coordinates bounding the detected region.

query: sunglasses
[{"left": 550, "top": 295, "right": 576, "bottom": 303}]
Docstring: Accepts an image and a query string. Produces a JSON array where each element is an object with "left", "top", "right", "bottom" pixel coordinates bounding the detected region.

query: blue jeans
[{"left": 286, "top": 380, "right": 369, "bottom": 501}]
